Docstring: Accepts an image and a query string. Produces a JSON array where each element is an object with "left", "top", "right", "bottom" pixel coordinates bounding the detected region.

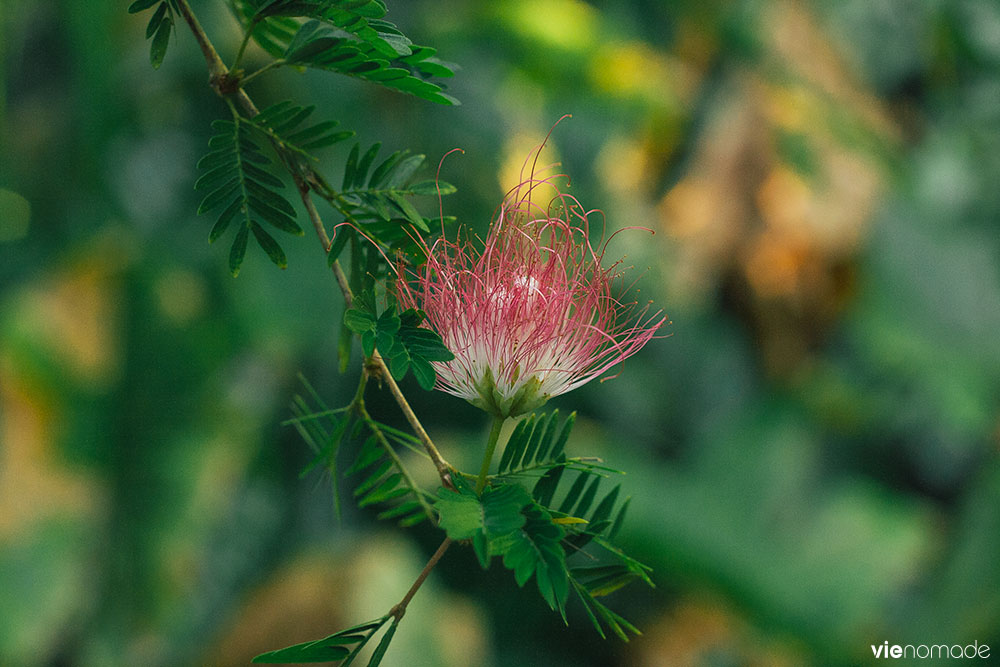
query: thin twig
[
  {"left": 330, "top": 258, "right": 355, "bottom": 310},
  {"left": 239, "top": 59, "right": 285, "bottom": 88},
  {"left": 232, "top": 19, "right": 257, "bottom": 70},
  {"left": 174, "top": 0, "right": 257, "bottom": 114},
  {"left": 292, "top": 171, "right": 332, "bottom": 248},
  {"left": 173, "top": 0, "right": 225, "bottom": 76},
  {"left": 388, "top": 538, "right": 452, "bottom": 621},
  {"left": 296, "top": 179, "right": 453, "bottom": 481},
  {"left": 372, "top": 349, "right": 453, "bottom": 485},
  {"left": 174, "top": 0, "right": 452, "bottom": 486},
  {"left": 356, "top": 402, "right": 436, "bottom": 521},
  {"left": 351, "top": 371, "right": 436, "bottom": 520}
]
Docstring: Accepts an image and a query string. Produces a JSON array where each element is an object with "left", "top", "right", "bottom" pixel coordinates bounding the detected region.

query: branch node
[{"left": 212, "top": 71, "right": 243, "bottom": 96}]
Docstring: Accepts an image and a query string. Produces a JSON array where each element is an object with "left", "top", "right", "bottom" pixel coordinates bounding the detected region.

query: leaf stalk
[
  {"left": 240, "top": 59, "right": 285, "bottom": 87},
  {"left": 232, "top": 18, "right": 259, "bottom": 70}
]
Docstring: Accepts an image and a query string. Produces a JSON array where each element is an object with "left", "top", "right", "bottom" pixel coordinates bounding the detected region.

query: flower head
[{"left": 397, "top": 140, "right": 666, "bottom": 418}]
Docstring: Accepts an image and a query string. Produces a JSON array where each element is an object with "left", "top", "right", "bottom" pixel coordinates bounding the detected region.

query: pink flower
[{"left": 397, "top": 142, "right": 666, "bottom": 418}]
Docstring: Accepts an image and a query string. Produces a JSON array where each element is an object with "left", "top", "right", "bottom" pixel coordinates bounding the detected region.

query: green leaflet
[
  {"left": 366, "top": 619, "right": 398, "bottom": 667},
  {"left": 252, "top": 101, "right": 354, "bottom": 159},
  {"left": 498, "top": 410, "right": 576, "bottom": 474},
  {"left": 495, "top": 501, "right": 570, "bottom": 616},
  {"left": 131, "top": 1, "right": 175, "bottom": 69},
  {"left": 282, "top": 20, "right": 458, "bottom": 105},
  {"left": 342, "top": 291, "right": 453, "bottom": 389},
  {"left": 407, "top": 179, "right": 457, "bottom": 196},
  {"left": 196, "top": 114, "right": 304, "bottom": 276},
  {"left": 251, "top": 616, "right": 394, "bottom": 664},
  {"left": 435, "top": 481, "right": 531, "bottom": 568},
  {"left": 149, "top": 14, "right": 172, "bottom": 69},
  {"left": 324, "top": 142, "right": 455, "bottom": 270},
  {"left": 346, "top": 418, "right": 433, "bottom": 526},
  {"left": 286, "top": 375, "right": 432, "bottom": 526},
  {"left": 228, "top": 0, "right": 458, "bottom": 104},
  {"left": 128, "top": 0, "right": 161, "bottom": 11}
]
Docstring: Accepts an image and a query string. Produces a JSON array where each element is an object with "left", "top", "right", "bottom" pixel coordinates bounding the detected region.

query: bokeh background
[{"left": 3, "top": 0, "right": 1000, "bottom": 665}]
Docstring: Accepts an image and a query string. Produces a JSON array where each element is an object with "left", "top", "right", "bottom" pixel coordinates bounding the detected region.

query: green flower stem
[{"left": 476, "top": 416, "right": 506, "bottom": 495}]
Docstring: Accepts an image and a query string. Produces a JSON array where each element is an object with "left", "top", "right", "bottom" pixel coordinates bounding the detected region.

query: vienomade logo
[{"left": 870, "top": 641, "right": 990, "bottom": 660}]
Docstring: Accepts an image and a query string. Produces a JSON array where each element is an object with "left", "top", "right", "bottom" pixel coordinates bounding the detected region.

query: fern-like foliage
[
  {"left": 495, "top": 499, "right": 571, "bottom": 615},
  {"left": 128, "top": 0, "right": 177, "bottom": 69},
  {"left": 346, "top": 430, "right": 434, "bottom": 526},
  {"left": 569, "top": 572, "right": 644, "bottom": 641},
  {"left": 195, "top": 102, "right": 352, "bottom": 275},
  {"left": 252, "top": 100, "right": 356, "bottom": 160},
  {"left": 434, "top": 411, "right": 653, "bottom": 640},
  {"left": 325, "top": 142, "right": 456, "bottom": 265},
  {"left": 343, "top": 289, "right": 454, "bottom": 390},
  {"left": 495, "top": 410, "right": 624, "bottom": 502},
  {"left": 322, "top": 146, "right": 456, "bottom": 376},
  {"left": 195, "top": 115, "right": 305, "bottom": 275},
  {"left": 288, "top": 376, "right": 434, "bottom": 525},
  {"left": 252, "top": 615, "right": 398, "bottom": 665},
  {"left": 254, "top": 0, "right": 411, "bottom": 59},
  {"left": 228, "top": 0, "right": 458, "bottom": 105},
  {"left": 283, "top": 21, "right": 457, "bottom": 105},
  {"left": 497, "top": 410, "right": 575, "bottom": 476},
  {"left": 536, "top": 462, "right": 651, "bottom": 640},
  {"left": 288, "top": 379, "right": 354, "bottom": 518}
]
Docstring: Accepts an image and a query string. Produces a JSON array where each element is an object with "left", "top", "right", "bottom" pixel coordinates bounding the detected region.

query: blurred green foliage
[{"left": 2, "top": 0, "right": 999, "bottom": 665}]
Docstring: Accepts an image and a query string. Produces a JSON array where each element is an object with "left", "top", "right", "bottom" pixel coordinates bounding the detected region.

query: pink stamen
[{"left": 396, "top": 135, "right": 667, "bottom": 416}]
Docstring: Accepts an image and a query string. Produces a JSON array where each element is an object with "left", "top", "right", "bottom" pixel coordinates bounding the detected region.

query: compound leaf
[
  {"left": 251, "top": 616, "right": 389, "bottom": 664},
  {"left": 196, "top": 114, "right": 302, "bottom": 275}
]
